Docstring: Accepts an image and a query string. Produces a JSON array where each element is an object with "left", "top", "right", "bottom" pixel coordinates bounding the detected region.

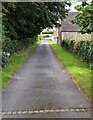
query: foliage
[
  {"left": 61, "top": 39, "right": 93, "bottom": 68},
  {"left": 2, "top": 36, "right": 38, "bottom": 67},
  {"left": 2, "top": 2, "right": 70, "bottom": 41},
  {"left": 61, "top": 40, "right": 75, "bottom": 52},
  {"left": 75, "top": 40, "right": 93, "bottom": 66},
  {"left": 0, "top": 52, "right": 10, "bottom": 67},
  {"left": 2, "top": 2, "right": 70, "bottom": 67},
  {"left": 2, "top": 38, "right": 22, "bottom": 55},
  {"left": 72, "top": 1, "right": 93, "bottom": 34}
]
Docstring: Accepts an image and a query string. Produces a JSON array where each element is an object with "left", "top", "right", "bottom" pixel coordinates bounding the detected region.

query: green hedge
[
  {"left": 61, "top": 40, "right": 93, "bottom": 68},
  {"left": 61, "top": 39, "right": 75, "bottom": 52},
  {"left": 2, "top": 38, "right": 23, "bottom": 55},
  {"left": 75, "top": 41, "right": 93, "bottom": 65},
  {"left": 2, "top": 36, "right": 38, "bottom": 67},
  {"left": 1, "top": 52, "right": 10, "bottom": 67},
  {"left": 2, "top": 38, "right": 22, "bottom": 67}
]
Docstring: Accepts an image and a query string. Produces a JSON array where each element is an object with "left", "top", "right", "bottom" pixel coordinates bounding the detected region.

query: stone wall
[
  {"left": 62, "top": 32, "right": 91, "bottom": 42},
  {"left": 52, "top": 28, "right": 58, "bottom": 42}
]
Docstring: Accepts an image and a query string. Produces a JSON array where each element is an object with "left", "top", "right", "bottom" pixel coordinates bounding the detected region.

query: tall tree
[{"left": 2, "top": 2, "right": 70, "bottom": 41}]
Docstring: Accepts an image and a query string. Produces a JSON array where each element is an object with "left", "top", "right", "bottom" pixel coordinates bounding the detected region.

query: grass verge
[
  {"left": 49, "top": 40, "right": 91, "bottom": 99},
  {"left": 1, "top": 40, "right": 40, "bottom": 90}
]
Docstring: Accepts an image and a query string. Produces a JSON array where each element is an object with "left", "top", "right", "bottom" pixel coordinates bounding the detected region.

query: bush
[
  {"left": 2, "top": 38, "right": 22, "bottom": 55},
  {"left": 75, "top": 41, "right": 93, "bottom": 64},
  {"left": 2, "top": 36, "right": 38, "bottom": 67},
  {"left": 61, "top": 39, "right": 75, "bottom": 52},
  {"left": 61, "top": 39, "right": 93, "bottom": 68},
  {"left": 1, "top": 52, "right": 10, "bottom": 67},
  {"left": 2, "top": 38, "right": 22, "bottom": 67},
  {"left": 69, "top": 40, "right": 75, "bottom": 52}
]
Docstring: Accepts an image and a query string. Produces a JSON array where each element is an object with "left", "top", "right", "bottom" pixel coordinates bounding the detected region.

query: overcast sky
[
  {"left": 70, "top": 2, "right": 82, "bottom": 12},
  {"left": 66, "top": 2, "right": 81, "bottom": 12}
]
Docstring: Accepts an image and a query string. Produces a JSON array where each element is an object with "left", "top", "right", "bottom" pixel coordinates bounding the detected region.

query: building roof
[{"left": 61, "top": 12, "right": 80, "bottom": 32}]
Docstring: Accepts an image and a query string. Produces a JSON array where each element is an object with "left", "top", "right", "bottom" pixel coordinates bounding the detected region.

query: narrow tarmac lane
[{"left": 2, "top": 40, "right": 91, "bottom": 118}]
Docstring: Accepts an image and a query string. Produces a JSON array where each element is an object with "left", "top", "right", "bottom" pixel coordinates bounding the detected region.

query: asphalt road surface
[{"left": 2, "top": 40, "right": 91, "bottom": 118}]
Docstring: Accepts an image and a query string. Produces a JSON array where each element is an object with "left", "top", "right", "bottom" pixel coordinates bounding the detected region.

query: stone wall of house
[
  {"left": 52, "top": 28, "right": 58, "bottom": 42},
  {"left": 62, "top": 32, "right": 91, "bottom": 42}
]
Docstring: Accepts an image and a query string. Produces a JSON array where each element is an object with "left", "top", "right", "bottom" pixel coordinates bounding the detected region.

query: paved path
[{"left": 2, "top": 40, "right": 91, "bottom": 118}]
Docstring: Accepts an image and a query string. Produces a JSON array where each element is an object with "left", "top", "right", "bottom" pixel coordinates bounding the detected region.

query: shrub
[
  {"left": 1, "top": 52, "right": 10, "bottom": 67},
  {"left": 75, "top": 41, "right": 93, "bottom": 64},
  {"left": 61, "top": 39, "right": 69, "bottom": 50},
  {"left": 2, "top": 36, "right": 38, "bottom": 67},
  {"left": 61, "top": 39, "right": 93, "bottom": 68},
  {"left": 61, "top": 39, "right": 75, "bottom": 52},
  {"left": 2, "top": 38, "right": 22, "bottom": 55},
  {"left": 2, "top": 38, "right": 22, "bottom": 67},
  {"left": 69, "top": 40, "right": 75, "bottom": 52}
]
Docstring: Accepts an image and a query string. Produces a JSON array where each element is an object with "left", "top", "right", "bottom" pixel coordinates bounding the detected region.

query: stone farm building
[{"left": 53, "top": 12, "right": 91, "bottom": 45}]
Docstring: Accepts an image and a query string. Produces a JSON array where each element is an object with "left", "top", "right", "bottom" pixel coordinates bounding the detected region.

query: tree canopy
[
  {"left": 72, "top": 1, "right": 93, "bottom": 34},
  {"left": 2, "top": 2, "right": 70, "bottom": 41}
]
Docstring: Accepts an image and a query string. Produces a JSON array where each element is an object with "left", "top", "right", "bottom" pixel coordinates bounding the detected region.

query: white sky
[
  {"left": 69, "top": 2, "right": 82, "bottom": 12},
  {"left": 66, "top": 2, "right": 82, "bottom": 12}
]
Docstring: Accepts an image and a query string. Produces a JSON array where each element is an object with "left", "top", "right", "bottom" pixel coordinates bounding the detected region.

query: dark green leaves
[
  {"left": 2, "top": 2, "right": 70, "bottom": 41},
  {"left": 73, "top": 2, "right": 93, "bottom": 34}
]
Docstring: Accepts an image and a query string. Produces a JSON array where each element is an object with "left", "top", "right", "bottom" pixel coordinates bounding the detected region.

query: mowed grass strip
[
  {"left": 1, "top": 40, "right": 40, "bottom": 90},
  {"left": 49, "top": 41, "right": 91, "bottom": 99}
]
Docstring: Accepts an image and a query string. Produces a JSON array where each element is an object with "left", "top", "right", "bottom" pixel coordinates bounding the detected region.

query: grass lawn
[
  {"left": 49, "top": 40, "right": 91, "bottom": 99},
  {"left": 1, "top": 40, "right": 40, "bottom": 90}
]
